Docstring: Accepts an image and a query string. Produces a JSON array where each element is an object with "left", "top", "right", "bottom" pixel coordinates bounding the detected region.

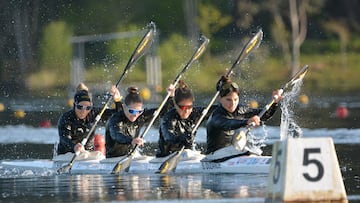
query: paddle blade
[
  {"left": 157, "top": 147, "right": 185, "bottom": 174},
  {"left": 111, "top": 155, "right": 133, "bottom": 174},
  {"left": 244, "top": 30, "right": 263, "bottom": 56},
  {"left": 173, "top": 34, "right": 210, "bottom": 86},
  {"left": 235, "top": 29, "right": 263, "bottom": 67},
  {"left": 192, "top": 35, "right": 210, "bottom": 61},
  {"left": 57, "top": 163, "right": 72, "bottom": 174},
  {"left": 233, "top": 130, "right": 247, "bottom": 151},
  {"left": 284, "top": 65, "right": 309, "bottom": 89},
  {"left": 128, "top": 22, "right": 156, "bottom": 67}
]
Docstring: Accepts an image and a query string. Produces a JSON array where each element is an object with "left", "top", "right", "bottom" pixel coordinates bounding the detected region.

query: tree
[{"left": 266, "top": 0, "right": 324, "bottom": 76}]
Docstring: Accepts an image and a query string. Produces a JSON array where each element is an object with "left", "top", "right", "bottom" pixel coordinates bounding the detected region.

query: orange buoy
[
  {"left": 140, "top": 87, "right": 151, "bottom": 101},
  {"left": 336, "top": 104, "right": 348, "bottom": 119},
  {"left": 248, "top": 99, "right": 259, "bottom": 108},
  {"left": 298, "top": 94, "right": 309, "bottom": 105},
  {"left": 94, "top": 134, "right": 106, "bottom": 155},
  {"left": 14, "top": 109, "right": 26, "bottom": 118},
  {"left": 0, "top": 103, "right": 5, "bottom": 112}
]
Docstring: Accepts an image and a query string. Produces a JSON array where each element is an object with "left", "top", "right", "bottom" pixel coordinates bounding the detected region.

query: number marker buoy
[{"left": 266, "top": 137, "right": 347, "bottom": 202}]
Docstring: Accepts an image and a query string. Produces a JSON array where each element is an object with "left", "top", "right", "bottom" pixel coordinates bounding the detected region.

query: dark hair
[
  {"left": 217, "top": 76, "right": 240, "bottom": 97},
  {"left": 174, "top": 80, "right": 194, "bottom": 104},
  {"left": 124, "top": 86, "right": 143, "bottom": 105},
  {"left": 74, "top": 83, "right": 91, "bottom": 103}
]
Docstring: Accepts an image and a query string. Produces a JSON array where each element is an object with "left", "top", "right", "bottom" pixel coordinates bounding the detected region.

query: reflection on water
[
  {"left": 0, "top": 143, "right": 359, "bottom": 202},
  {"left": 0, "top": 81, "right": 359, "bottom": 202},
  {"left": 0, "top": 173, "right": 270, "bottom": 202},
  {"left": 1, "top": 166, "right": 357, "bottom": 202}
]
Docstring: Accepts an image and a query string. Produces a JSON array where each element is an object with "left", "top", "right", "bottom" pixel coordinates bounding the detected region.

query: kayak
[{"left": 0, "top": 148, "right": 271, "bottom": 175}]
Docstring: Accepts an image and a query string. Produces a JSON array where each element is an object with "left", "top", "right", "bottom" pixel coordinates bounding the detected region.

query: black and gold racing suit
[
  {"left": 156, "top": 107, "right": 201, "bottom": 157},
  {"left": 205, "top": 103, "right": 278, "bottom": 154},
  {"left": 105, "top": 100, "right": 173, "bottom": 158},
  {"left": 57, "top": 102, "right": 121, "bottom": 155}
]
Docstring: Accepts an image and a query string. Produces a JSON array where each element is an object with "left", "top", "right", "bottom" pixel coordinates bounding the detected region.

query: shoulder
[
  {"left": 110, "top": 111, "right": 126, "bottom": 120},
  {"left": 161, "top": 108, "right": 178, "bottom": 122},
  {"left": 163, "top": 108, "right": 177, "bottom": 117},
  {"left": 59, "top": 109, "right": 75, "bottom": 121}
]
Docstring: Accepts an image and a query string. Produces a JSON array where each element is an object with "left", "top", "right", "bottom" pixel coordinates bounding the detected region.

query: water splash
[
  {"left": 246, "top": 76, "right": 306, "bottom": 149},
  {"left": 279, "top": 78, "right": 304, "bottom": 140},
  {"left": 247, "top": 124, "right": 268, "bottom": 149}
]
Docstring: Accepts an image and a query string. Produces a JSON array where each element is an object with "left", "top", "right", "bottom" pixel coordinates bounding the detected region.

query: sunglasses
[
  {"left": 75, "top": 104, "right": 92, "bottom": 111},
  {"left": 176, "top": 104, "right": 193, "bottom": 111},
  {"left": 126, "top": 105, "right": 144, "bottom": 115},
  {"left": 220, "top": 82, "right": 239, "bottom": 97}
]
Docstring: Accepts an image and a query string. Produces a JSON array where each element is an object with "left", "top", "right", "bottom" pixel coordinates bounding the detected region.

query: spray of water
[
  {"left": 279, "top": 78, "right": 304, "bottom": 140},
  {"left": 246, "top": 76, "right": 306, "bottom": 149}
]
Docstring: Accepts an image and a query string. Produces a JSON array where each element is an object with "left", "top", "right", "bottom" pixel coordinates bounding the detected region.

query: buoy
[
  {"left": 248, "top": 99, "right": 259, "bottom": 108},
  {"left": 0, "top": 102, "right": 5, "bottom": 112},
  {"left": 67, "top": 99, "right": 74, "bottom": 107},
  {"left": 336, "top": 104, "right": 348, "bottom": 119},
  {"left": 140, "top": 87, "right": 151, "bottom": 101},
  {"left": 14, "top": 109, "right": 26, "bottom": 118},
  {"left": 298, "top": 94, "right": 309, "bottom": 105},
  {"left": 155, "top": 85, "right": 162, "bottom": 93},
  {"left": 94, "top": 134, "right": 106, "bottom": 155},
  {"left": 266, "top": 137, "right": 347, "bottom": 202},
  {"left": 39, "top": 120, "right": 52, "bottom": 128}
]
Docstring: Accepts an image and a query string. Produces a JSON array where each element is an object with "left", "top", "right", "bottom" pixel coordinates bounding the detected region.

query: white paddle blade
[{"left": 233, "top": 130, "right": 247, "bottom": 151}]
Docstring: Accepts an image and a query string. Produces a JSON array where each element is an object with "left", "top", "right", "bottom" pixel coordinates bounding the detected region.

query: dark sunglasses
[
  {"left": 126, "top": 106, "right": 144, "bottom": 115},
  {"left": 75, "top": 104, "right": 92, "bottom": 111},
  {"left": 220, "top": 82, "right": 239, "bottom": 97},
  {"left": 177, "top": 104, "right": 193, "bottom": 111}
]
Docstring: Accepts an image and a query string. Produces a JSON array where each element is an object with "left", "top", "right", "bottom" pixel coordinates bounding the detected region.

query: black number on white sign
[
  {"left": 302, "top": 148, "right": 324, "bottom": 182},
  {"left": 273, "top": 148, "right": 282, "bottom": 184}
]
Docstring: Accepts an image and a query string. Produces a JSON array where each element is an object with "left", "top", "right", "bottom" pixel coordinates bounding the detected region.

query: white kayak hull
[{"left": 0, "top": 152, "right": 271, "bottom": 175}]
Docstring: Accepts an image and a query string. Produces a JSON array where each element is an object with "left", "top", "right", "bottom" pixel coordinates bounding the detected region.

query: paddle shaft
[
  {"left": 192, "top": 30, "right": 264, "bottom": 134},
  {"left": 128, "top": 35, "right": 210, "bottom": 155},
  {"left": 58, "top": 22, "right": 156, "bottom": 172},
  {"left": 256, "top": 65, "right": 309, "bottom": 121},
  {"left": 111, "top": 35, "right": 209, "bottom": 174},
  {"left": 156, "top": 31, "right": 263, "bottom": 175},
  {"left": 247, "top": 65, "right": 309, "bottom": 131}
]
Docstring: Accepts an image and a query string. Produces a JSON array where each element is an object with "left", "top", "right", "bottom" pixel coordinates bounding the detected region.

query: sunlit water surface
[
  {"left": 0, "top": 125, "right": 359, "bottom": 202},
  {"left": 1, "top": 79, "right": 359, "bottom": 203}
]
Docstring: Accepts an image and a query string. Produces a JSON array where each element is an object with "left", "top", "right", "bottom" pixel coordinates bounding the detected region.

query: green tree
[
  {"left": 29, "top": 21, "right": 72, "bottom": 90},
  {"left": 197, "top": 2, "right": 232, "bottom": 40},
  {"left": 106, "top": 24, "right": 148, "bottom": 84},
  {"left": 158, "top": 33, "right": 192, "bottom": 86}
]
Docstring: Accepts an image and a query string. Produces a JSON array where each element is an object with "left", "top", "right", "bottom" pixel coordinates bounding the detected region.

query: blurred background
[{"left": 0, "top": 0, "right": 359, "bottom": 129}]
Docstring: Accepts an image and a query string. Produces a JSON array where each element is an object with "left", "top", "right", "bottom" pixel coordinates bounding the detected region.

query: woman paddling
[
  {"left": 156, "top": 80, "right": 215, "bottom": 158},
  {"left": 205, "top": 76, "right": 283, "bottom": 160},
  {"left": 105, "top": 85, "right": 175, "bottom": 158},
  {"left": 57, "top": 83, "right": 122, "bottom": 155}
]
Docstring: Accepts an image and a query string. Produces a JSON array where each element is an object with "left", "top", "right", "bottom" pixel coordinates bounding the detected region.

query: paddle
[
  {"left": 157, "top": 30, "right": 264, "bottom": 174},
  {"left": 233, "top": 64, "right": 309, "bottom": 151},
  {"left": 57, "top": 22, "right": 156, "bottom": 174},
  {"left": 111, "top": 35, "right": 210, "bottom": 174}
]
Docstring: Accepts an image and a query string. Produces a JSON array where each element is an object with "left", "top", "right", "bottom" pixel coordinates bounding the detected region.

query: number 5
[
  {"left": 303, "top": 148, "right": 324, "bottom": 182},
  {"left": 273, "top": 149, "right": 282, "bottom": 184}
]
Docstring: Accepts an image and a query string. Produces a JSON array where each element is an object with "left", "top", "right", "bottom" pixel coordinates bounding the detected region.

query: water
[
  {"left": 1, "top": 80, "right": 360, "bottom": 202},
  {"left": 0, "top": 125, "right": 359, "bottom": 202}
]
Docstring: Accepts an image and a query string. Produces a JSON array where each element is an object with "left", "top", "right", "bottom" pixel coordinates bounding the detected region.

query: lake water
[
  {"left": 0, "top": 125, "right": 359, "bottom": 203},
  {"left": 1, "top": 85, "right": 360, "bottom": 202}
]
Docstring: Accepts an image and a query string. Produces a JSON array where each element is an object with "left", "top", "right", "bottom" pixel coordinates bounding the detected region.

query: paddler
[
  {"left": 57, "top": 83, "right": 122, "bottom": 155},
  {"left": 105, "top": 85, "right": 175, "bottom": 158},
  {"left": 155, "top": 80, "right": 216, "bottom": 158},
  {"left": 205, "top": 76, "right": 283, "bottom": 160}
]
